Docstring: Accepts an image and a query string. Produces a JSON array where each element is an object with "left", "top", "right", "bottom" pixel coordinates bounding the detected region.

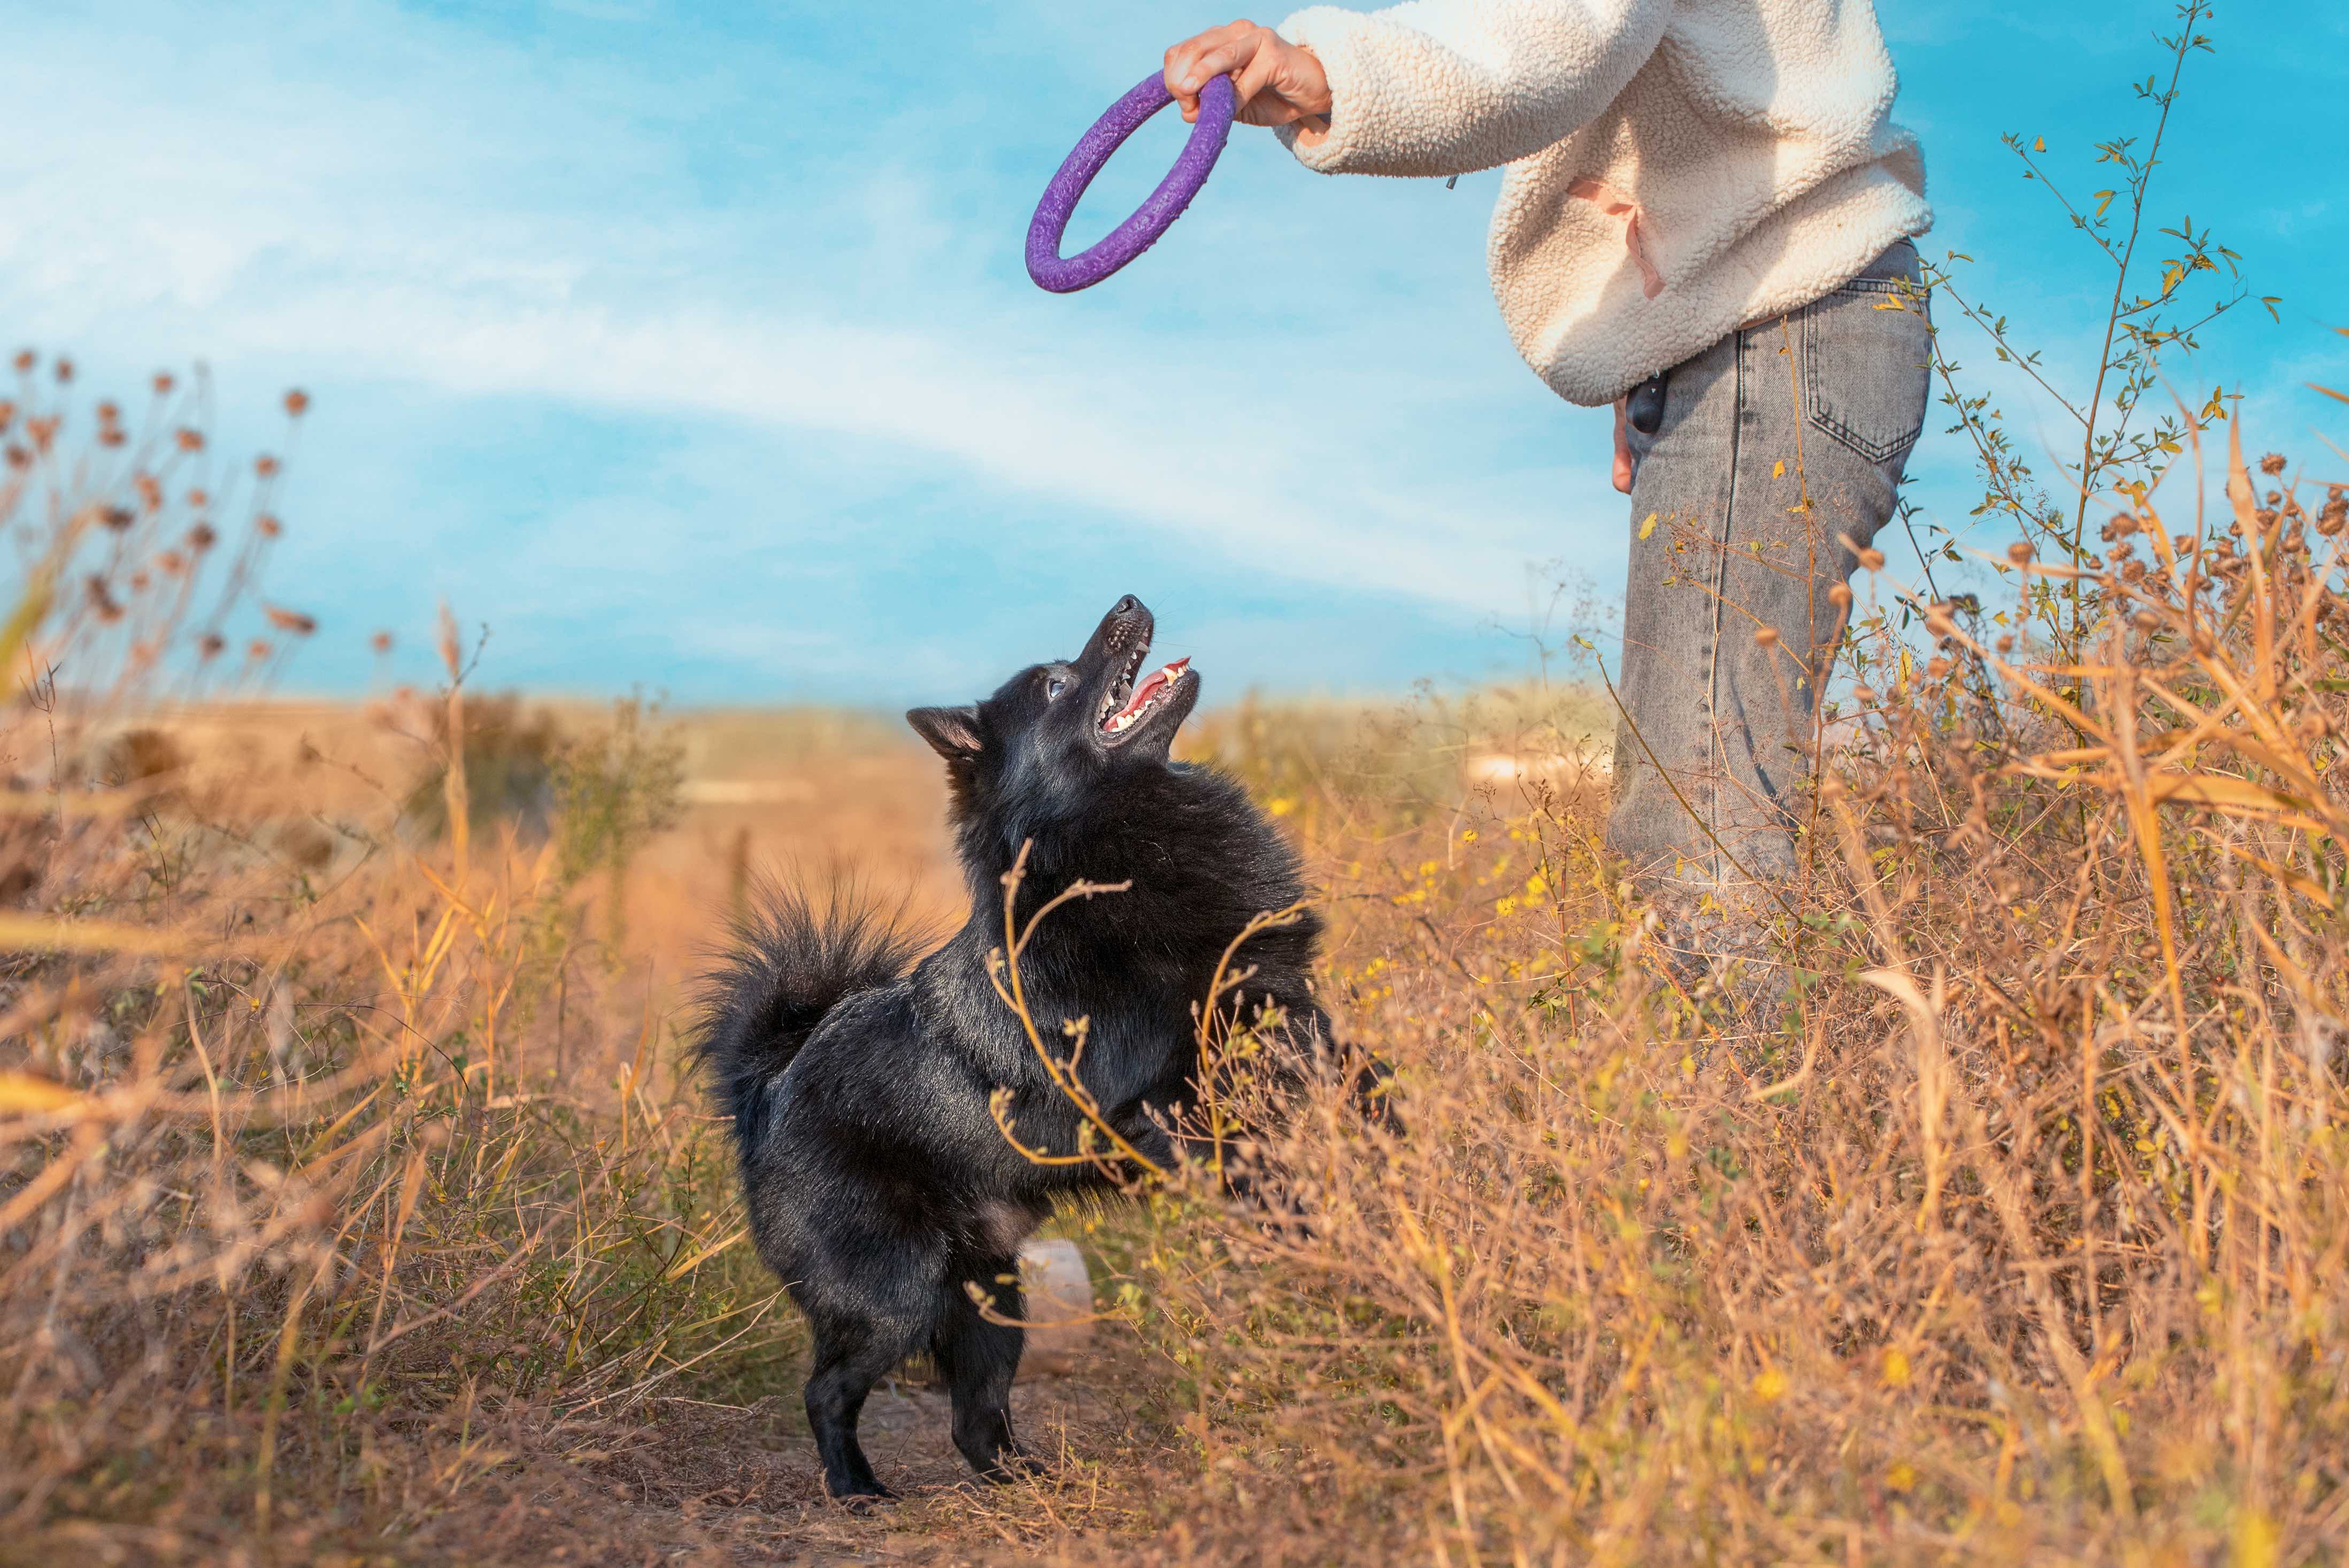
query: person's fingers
[
  {"left": 1164, "top": 36, "right": 1213, "bottom": 118},
  {"left": 1229, "top": 44, "right": 1290, "bottom": 123},
  {"left": 1167, "top": 25, "right": 1258, "bottom": 120},
  {"left": 1165, "top": 27, "right": 1239, "bottom": 113},
  {"left": 1613, "top": 398, "right": 1635, "bottom": 495},
  {"left": 1181, "top": 24, "right": 1269, "bottom": 91},
  {"left": 1184, "top": 40, "right": 1255, "bottom": 90},
  {"left": 1167, "top": 24, "right": 1294, "bottom": 125}
]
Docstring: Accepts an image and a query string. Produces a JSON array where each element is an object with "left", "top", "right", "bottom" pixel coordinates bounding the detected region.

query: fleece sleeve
[{"left": 1272, "top": 0, "right": 1672, "bottom": 178}]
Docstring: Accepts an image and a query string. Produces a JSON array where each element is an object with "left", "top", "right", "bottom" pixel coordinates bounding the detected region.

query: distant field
[{"left": 117, "top": 689, "right": 1613, "bottom": 1003}]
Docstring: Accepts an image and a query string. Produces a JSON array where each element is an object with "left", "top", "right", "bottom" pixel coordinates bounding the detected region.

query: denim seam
[
  {"left": 1812, "top": 411, "right": 1921, "bottom": 465},
  {"left": 1803, "top": 301, "right": 1926, "bottom": 466},
  {"left": 1705, "top": 327, "right": 1747, "bottom": 886}
]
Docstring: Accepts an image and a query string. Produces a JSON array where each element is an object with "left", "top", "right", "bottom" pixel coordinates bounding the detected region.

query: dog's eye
[{"left": 1044, "top": 675, "right": 1067, "bottom": 700}]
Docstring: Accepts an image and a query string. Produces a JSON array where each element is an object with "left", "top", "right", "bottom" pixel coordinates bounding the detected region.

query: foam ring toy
[{"left": 1027, "top": 73, "right": 1236, "bottom": 293}]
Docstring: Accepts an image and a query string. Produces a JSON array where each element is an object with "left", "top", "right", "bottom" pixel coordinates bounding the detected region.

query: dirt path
[{"left": 361, "top": 1342, "right": 1177, "bottom": 1567}]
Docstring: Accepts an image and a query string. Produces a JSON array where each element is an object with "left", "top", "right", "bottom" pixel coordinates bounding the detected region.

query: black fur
[
  {"left": 693, "top": 596, "right": 1330, "bottom": 1502},
  {"left": 697, "top": 883, "right": 931, "bottom": 1154}
]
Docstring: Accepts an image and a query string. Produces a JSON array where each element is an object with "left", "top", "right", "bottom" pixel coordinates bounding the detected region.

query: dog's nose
[{"left": 1113, "top": 595, "right": 1138, "bottom": 615}]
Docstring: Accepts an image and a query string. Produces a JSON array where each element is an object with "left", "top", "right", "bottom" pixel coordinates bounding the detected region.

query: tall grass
[
  {"left": 4, "top": 5, "right": 2345, "bottom": 1563},
  {"left": 0, "top": 367, "right": 781, "bottom": 1563},
  {"left": 1093, "top": 412, "right": 2349, "bottom": 1566}
]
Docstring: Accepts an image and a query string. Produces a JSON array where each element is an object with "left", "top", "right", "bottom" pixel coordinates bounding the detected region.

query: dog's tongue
[{"left": 1104, "top": 658, "right": 1188, "bottom": 730}]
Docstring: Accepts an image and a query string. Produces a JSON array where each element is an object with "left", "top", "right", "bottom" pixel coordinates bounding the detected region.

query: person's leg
[{"left": 1606, "top": 241, "right": 1932, "bottom": 1033}]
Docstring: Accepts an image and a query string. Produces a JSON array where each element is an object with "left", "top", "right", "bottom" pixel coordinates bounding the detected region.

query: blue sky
[{"left": 5, "top": 1, "right": 2344, "bottom": 705}]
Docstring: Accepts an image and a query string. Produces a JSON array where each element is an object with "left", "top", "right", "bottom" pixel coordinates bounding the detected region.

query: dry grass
[
  {"left": 1048, "top": 428, "right": 2349, "bottom": 1567},
  {"left": 7, "top": 398, "right": 2347, "bottom": 1564},
  {"left": 7, "top": 12, "right": 2349, "bottom": 1556}
]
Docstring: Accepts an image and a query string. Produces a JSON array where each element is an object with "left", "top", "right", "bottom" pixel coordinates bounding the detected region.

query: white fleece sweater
[{"left": 1273, "top": 0, "right": 1931, "bottom": 406}]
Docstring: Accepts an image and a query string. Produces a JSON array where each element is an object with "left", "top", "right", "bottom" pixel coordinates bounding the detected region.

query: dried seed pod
[
  {"left": 1753, "top": 625, "right": 1779, "bottom": 647},
  {"left": 2008, "top": 540, "right": 2035, "bottom": 565}
]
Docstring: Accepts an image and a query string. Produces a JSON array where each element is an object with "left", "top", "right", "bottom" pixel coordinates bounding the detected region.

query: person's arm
[{"left": 1166, "top": 5, "right": 1671, "bottom": 179}]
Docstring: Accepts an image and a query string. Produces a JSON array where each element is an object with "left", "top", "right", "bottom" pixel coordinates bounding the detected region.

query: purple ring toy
[{"left": 1027, "top": 73, "right": 1236, "bottom": 293}]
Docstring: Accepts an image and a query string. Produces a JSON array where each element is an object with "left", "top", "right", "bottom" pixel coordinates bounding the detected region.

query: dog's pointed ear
[{"left": 906, "top": 705, "right": 983, "bottom": 764}]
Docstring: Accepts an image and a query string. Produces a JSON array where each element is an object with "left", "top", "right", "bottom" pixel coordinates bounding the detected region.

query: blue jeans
[{"left": 1606, "top": 239, "right": 1931, "bottom": 972}]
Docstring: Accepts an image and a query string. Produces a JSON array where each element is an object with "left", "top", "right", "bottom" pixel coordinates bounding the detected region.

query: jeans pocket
[{"left": 1803, "top": 274, "right": 1932, "bottom": 468}]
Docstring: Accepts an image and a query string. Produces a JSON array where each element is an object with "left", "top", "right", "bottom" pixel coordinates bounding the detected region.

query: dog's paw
[
  {"left": 979, "top": 1443, "right": 1053, "bottom": 1484},
  {"left": 825, "top": 1481, "right": 898, "bottom": 1511}
]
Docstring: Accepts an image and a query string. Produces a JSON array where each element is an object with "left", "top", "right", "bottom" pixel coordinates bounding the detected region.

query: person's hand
[
  {"left": 1164, "top": 21, "right": 1332, "bottom": 134},
  {"left": 1613, "top": 397, "right": 1635, "bottom": 495}
]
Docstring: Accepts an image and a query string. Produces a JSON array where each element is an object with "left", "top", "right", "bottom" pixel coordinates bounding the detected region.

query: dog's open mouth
[{"left": 1098, "top": 639, "right": 1191, "bottom": 744}]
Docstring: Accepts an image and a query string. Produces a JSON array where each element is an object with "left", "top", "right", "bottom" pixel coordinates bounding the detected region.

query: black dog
[{"left": 696, "top": 596, "right": 1329, "bottom": 1502}]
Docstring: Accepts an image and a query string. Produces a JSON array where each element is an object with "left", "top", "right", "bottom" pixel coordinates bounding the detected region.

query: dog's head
[{"left": 905, "top": 595, "right": 1200, "bottom": 829}]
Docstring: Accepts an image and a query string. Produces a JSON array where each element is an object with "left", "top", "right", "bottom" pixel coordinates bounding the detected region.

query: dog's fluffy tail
[{"left": 692, "top": 879, "right": 929, "bottom": 1157}]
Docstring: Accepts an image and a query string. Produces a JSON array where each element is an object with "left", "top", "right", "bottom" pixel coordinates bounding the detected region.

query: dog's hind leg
[
  {"left": 932, "top": 1256, "right": 1042, "bottom": 1482},
  {"left": 803, "top": 1310, "right": 927, "bottom": 1503}
]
